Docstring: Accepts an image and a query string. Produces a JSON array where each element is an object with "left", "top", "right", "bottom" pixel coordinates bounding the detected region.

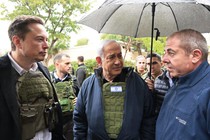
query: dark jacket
[
  {"left": 0, "top": 54, "right": 64, "bottom": 140},
  {"left": 154, "top": 70, "right": 172, "bottom": 116},
  {"left": 156, "top": 61, "right": 210, "bottom": 140},
  {"left": 76, "top": 64, "right": 87, "bottom": 87},
  {"left": 73, "top": 67, "right": 155, "bottom": 140}
]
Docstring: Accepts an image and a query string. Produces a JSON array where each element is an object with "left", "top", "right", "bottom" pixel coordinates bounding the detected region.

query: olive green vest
[
  {"left": 16, "top": 70, "right": 53, "bottom": 140},
  {"left": 102, "top": 82, "right": 126, "bottom": 139},
  {"left": 54, "top": 81, "right": 76, "bottom": 114}
]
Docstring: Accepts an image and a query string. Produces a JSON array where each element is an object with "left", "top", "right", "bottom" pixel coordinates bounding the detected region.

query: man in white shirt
[{"left": 0, "top": 15, "right": 64, "bottom": 140}]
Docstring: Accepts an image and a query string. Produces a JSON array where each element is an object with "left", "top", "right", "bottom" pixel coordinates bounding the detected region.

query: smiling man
[
  {"left": 156, "top": 29, "right": 210, "bottom": 140},
  {"left": 0, "top": 15, "right": 64, "bottom": 140},
  {"left": 73, "top": 40, "right": 155, "bottom": 140}
]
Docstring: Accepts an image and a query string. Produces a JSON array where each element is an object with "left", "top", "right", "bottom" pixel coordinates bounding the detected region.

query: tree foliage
[
  {"left": 100, "top": 33, "right": 166, "bottom": 56},
  {"left": 0, "top": 0, "right": 91, "bottom": 65},
  {"left": 134, "top": 37, "right": 166, "bottom": 55},
  {"left": 75, "top": 38, "right": 89, "bottom": 46}
]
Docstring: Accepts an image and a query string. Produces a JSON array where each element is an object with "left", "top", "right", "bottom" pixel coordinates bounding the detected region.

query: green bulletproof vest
[
  {"left": 16, "top": 70, "right": 53, "bottom": 140},
  {"left": 102, "top": 82, "right": 126, "bottom": 139},
  {"left": 54, "top": 81, "right": 76, "bottom": 114}
]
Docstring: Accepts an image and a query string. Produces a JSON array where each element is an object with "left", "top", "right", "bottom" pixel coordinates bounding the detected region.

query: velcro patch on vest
[{"left": 110, "top": 86, "right": 123, "bottom": 92}]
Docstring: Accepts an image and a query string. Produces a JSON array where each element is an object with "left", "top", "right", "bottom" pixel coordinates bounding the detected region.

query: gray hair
[
  {"left": 97, "top": 40, "right": 119, "bottom": 59},
  {"left": 167, "top": 29, "right": 208, "bottom": 61}
]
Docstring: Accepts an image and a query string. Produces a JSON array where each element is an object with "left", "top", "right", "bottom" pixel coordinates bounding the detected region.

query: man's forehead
[
  {"left": 106, "top": 51, "right": 122, "bottom": 56},
  {"left": 104, "top": 46, "right": 121, "bottom": 54},
  {"left": 28, "top": 23, "right": 48, "bottom": 35},
  {"left": 164, "top": 47, "right": 179, "bottom": 53},
  {"left": 137, "top": 58, "right": 145, "bottom": 62},
  {"left": 146, "top": 57, "right": 160, "bottom": 62}
]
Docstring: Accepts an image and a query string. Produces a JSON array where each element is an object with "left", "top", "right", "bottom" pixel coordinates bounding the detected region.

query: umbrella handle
[{"left": 154, "top": 28, "right": 160, "bottom": 40}]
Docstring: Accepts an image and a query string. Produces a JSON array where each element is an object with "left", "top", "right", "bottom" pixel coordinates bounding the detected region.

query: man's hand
[
  {"left": 73, "top": 97, "right": 77, "bottom": 106},
  {"left": 145, "top": 78, "right": 154, "bottom": 91}
]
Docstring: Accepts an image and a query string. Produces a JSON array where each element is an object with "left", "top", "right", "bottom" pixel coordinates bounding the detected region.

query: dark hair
[
  {"left": 146, "top": 53, "right": 161, "bottom": 62},
  {"left": 77, "top": 56, "right": 84, "bottom": 62},
  {"left": 8, "top": 15, "right": 44, "bottom": 50}
]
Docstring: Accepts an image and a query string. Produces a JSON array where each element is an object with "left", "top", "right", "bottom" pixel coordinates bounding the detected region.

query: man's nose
[{"left": 43, "top": 41, "right": 49, "bottom": 49}]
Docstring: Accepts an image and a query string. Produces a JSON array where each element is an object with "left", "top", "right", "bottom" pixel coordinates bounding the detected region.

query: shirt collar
[
  {"left": 53, "top": 71, "right": 68, "bottom": 82},
  {"left": 166, "top": 71, "right": 174, "bottom": 87},
  {"left": 8, "top": 52, "right": 38, "bottom": 76}
]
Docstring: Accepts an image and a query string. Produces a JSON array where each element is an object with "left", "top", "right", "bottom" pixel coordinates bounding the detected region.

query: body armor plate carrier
[
  {"left": 16, "top": 70, "right": 56, "bottom": 140},
  {"left": 102, "top": 82, "right": 126, "bottom": 139},
  {"left": 54, "top": 81, "right": 76, "bottom": 114}
]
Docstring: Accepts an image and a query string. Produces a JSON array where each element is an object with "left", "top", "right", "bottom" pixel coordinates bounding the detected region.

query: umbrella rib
[
  {"left": 135, "top": 3, "right": 149, "bottom": 38},
  {"left": 98, "top": 5, "right": 122, "bottom": 33},
  {"left": 163, "top": 2, "right": 179, "bottom": 31},
  {"left": 201, "top": 4, "right": 210, "bottom": 12},
  {"left": 100, "top": 0, "right": 117, "bottom": 8}
]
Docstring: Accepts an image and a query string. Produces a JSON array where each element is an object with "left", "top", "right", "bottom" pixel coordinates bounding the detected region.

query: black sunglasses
[{"left": 147, "top": 61, "right": 158, "bottom": 65}]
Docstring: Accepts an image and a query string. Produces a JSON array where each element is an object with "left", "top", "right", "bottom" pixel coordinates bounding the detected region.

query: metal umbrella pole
[{"left": 149, "top": 3, "right": 156, "bottom": 79}]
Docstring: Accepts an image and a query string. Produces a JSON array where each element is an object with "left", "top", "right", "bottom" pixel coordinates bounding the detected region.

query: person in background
[
  {"left": 51, "top": 53, "right": 79, "bottom": 140},
  {"left": 156, "top": 29, "right": 210, "bottom": 140},
  {"left": 153, "top": 70, "right": 173, "bottom": 118},
  {"left": 76, "top": 55, "right": 87, "bottom": 87},
  {"left": 51, "top": 53, "right": 79, "bottom": 96},
  {"left": 135, "top": 55, "right": 147, "bottom": 79},
  {"left": 144, "top": 53, "right": 164, "bottom": 91},
  {"left": 0, "top": 15, "right": 64, "bottom": 140},
  {"left": 70, "top": 67, "right": 75, "bottom": 75},
  {"left": 73, "top": 40, "right": 155, "bottom": 139}
]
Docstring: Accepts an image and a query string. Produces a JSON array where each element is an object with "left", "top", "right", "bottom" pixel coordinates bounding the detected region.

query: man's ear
[
  {"left": 96, "top": 56, "right": 102, "bottom": 65},
  {"left": 191, "top": 49, "right": 202, "bottom": 63},
  {"left": 12, "top": 35, "right": 22, "bottom": 49}
]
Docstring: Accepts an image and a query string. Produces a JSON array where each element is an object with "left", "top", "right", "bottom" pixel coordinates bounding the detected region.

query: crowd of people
[{"left": 0, "top": 15, "right": 209, "bottom": 140}]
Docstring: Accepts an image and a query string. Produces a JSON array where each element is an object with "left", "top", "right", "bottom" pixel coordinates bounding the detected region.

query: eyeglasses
[{"left": 147, "top": 61, "right": 158, "bottom": 65}]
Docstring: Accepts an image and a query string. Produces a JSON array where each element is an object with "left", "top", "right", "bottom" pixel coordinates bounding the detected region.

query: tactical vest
[
  {"left": 102, "top": 82, "right": 126, "bottom": 139},
  {"left": 54, "top": 80, "right": 76, "bottom": 115},
  {"left": 16, "top": 70, "right": 54, "bottom": 140}
]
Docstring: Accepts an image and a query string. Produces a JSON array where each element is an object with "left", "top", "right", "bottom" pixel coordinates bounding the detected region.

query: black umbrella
[{"left": 78, "top": 0, "right": 210, "bottom": 77}]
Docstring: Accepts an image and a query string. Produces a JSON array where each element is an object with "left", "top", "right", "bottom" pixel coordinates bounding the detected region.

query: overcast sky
[{"left": 0, "top": 21, "right": 10, "bottom": 54}]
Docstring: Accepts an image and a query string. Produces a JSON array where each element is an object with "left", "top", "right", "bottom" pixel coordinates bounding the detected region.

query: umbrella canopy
[
  {"left": 78, "top": 0, "right": 210, "bottom": 38},
  {"left": 78, "top": 0, "right": 210, "bottom": 78}
]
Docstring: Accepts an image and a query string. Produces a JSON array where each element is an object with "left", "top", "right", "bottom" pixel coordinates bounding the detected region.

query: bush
[
  {"left": 48, "top": 65, "right": 55, "bottom": 72},
  {"left": 71, "top": 59, "right": 97, "bottom": 75},
  {"left": 75, "top": 38, "right": 89, "bottom": 46},
  {"left": 124, "top": 60, "right": 135, "bottom": 68}
]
